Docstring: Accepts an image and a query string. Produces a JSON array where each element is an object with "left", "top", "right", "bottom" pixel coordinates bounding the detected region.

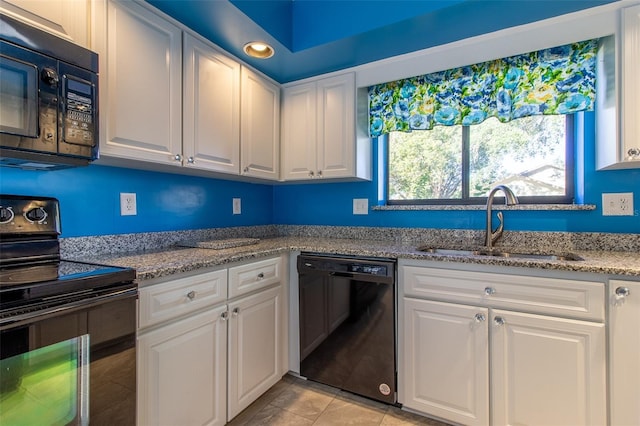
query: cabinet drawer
[
  {"left": 402, "top": 266, "right": 605, "bottom": 321},
  {"left": 139, "top": 269, "right": 228, "bottom": 328},
  {"left": 228, "top": 256, "right": 282, "bottom": 298}
]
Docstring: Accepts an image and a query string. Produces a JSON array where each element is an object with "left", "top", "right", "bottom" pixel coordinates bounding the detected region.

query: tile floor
[{"left": 227, "top": 375, "right": 453, "bottom": 426}]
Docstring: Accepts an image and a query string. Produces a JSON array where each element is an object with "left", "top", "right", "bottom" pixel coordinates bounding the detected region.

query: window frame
[{"left": 385, "top": 114, "right": 575, "bottom": 205}]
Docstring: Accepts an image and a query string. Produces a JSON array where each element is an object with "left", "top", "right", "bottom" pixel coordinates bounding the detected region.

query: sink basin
[
  {"left": 416, "top": 246, "right": 583, "bottom": 261},
  {"left": 483, "top": 251, "right": 584, "bottom": 261},
  {"left": 416, "top": 247, "right": 481, "bottom": 256}
]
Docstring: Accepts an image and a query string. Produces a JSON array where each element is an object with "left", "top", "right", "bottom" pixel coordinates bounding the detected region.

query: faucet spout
[{"left": 485, "top": 185, "right": 519, "bottom": 250}]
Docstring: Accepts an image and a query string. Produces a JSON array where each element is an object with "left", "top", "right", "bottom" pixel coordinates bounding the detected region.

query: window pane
[
  {"left": 388, "top": 126, "right": 463, "bottom": 200},
  {"left": 469, "top": 116, "right": 566, "bottom": 197}
]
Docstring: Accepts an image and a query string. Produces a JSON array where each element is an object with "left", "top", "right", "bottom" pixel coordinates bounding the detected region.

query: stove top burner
[
  {"left": 0, "top": 195, "right": 137, "bottom": 317},
  {"left": 0, "top": 260, "right": 136, "bottom": 316}
]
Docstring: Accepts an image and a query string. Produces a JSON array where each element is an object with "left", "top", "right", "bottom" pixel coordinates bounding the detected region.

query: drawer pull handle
[
  {"left": 494, "top": 316, "right": 506, "bottom": 326},
  {"left": 474, "top": 313, "right": 486, "bottom": 323},
  {"left": 484, "top": 287, "right": 496, "bottom": 296},
  {"left": 221, "top": 311, "right": 228, "bottom": 321},
  {"left": 615, "top": 287, "right": 630, "bottom": 298},
  {"left": 232, "top": 307, "right": 240, "bottom": 316},
  {"left": 257, "top": 272, "right": 264, "bottom": 280},
  {"left": 186, "top": 291, "right": 196, "bottom": 300}
]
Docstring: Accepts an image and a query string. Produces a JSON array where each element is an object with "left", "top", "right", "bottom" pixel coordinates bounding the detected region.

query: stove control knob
[
  {"left": 25, "top": 207, "right": 48, "bottom": 223},
  {"left": 0, "top": 206, "right": 15, "bottom": 223}
]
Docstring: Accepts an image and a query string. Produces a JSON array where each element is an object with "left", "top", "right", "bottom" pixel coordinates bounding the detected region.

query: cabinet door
[
  {"left": 609, "top": 280, "right": 640, "bottom": 426},
  {"left": 94, "top": 0, "right": 182, "bottom": 165},
  {"left": 622, "top": 5, "right": 640, "bottom": 164},
  {"left": 401, "top": 298, "right": 489, "bottom": 426},
  {"left": 1, "top": 0, "right": 90, "bottom": 47},
  {"left": 137, "top": 305, "right": 228, "bottom": 426},
  {"left": 491, "top": 309, "right": 606, "bottom": 426},
  {"left": 316, "top": 73, "right": 355, "bottom": 178},
  {"left": 183, "top": 33, "right": 240, "bottom": 174},
  {"left": 240, "top": 67, "right": 280, "bottom": 180},
  {"left": 281, "top": 81, "right": 317, "bottom": 180},
  {"left": 227, "top": 286, "right": 281, "bottom": 421}
]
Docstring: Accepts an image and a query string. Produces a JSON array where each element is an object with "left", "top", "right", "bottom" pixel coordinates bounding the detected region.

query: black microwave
[{"left": 0, "top": 14, "right": 98, "bottom": 169}]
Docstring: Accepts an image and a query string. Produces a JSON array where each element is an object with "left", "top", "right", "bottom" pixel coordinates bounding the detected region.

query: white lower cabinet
[
  {"left": 137, "top": 256, "right": 286, "bottom": 426},
  {"left": 402, "top": 299, "right": 489, "bottom": 426},
  {"left": 138, "top": 305, "right": 228, "bottom": 426},
  {"left": 491, "top": 309, "right": 606, "bottom": 426},
  {"left": 609, "top": 280, "right": 640, "bottom": 426},
  {"left": 399, "top": 262, "right": 607, "bottom": 426},
  {"left": 227, "top": 286, "right": 282, "bottom": 419}
]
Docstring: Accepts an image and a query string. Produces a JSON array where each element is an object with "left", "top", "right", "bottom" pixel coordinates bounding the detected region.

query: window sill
[{"left": 372, "top": 204, "right": 597, "bottom": 211}]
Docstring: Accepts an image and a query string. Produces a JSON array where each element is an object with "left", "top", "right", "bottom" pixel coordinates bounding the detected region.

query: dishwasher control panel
[{"left": 297, "top": 253, "right": 395, "bottom": 280}]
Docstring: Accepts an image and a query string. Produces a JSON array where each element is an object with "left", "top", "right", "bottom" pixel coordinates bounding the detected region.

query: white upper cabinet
[
  {"left": 183, "top": 33, "right": 240, "bottom": 174},
  {"left": 596, "top": 4, "right": 640, "bottom": 170},
  {"left": 1, "top": 0, "right": 91, "bottom": 47},
  {"left": 620, "top": 5, "right": 640, "bottom": 166},
  {"left": 92, "top": 0, "right": 280, "bottom": 181},
  {"left": 281, "top": 81, "right": 317, "bottom": 180},
  {"left": 93, "top": 0, "right": 182, "bottom": 166},
  {"left": 281, "top": 72, "right": 370, "bottom": 181},
  {"left": 240, "top": 66, "right": 280, "bottom": 180}
]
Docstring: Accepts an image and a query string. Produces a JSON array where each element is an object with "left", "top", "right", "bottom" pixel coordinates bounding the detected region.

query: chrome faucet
[{"left": 485, "top": 185, "right": 519, "bottom": 250}]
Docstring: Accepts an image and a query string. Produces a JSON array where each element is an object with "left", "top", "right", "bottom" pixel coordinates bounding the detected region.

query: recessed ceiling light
[{"left": 243, "top": 41, "right": 274, "bottom": 59}]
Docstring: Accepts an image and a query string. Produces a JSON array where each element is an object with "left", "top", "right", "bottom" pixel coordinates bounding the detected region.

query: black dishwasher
[{"left": 297, "top": 253, "right": 396, "bottom": 404}]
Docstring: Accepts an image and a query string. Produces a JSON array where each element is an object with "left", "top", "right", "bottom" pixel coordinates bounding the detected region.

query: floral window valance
[{"left": 368, "top": 39, "right": 598, "bottom": 137}]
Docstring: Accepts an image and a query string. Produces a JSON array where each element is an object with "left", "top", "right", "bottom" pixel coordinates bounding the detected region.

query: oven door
[{"left": 0, "top": 288, "right": 137, "bottom": 426}]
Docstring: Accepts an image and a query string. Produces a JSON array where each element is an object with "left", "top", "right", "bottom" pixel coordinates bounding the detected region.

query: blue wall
[
  {"left": 273, "top": 112, "right": 640, "bottom": 234},
  {"left": 1, "top": 113, "right": 638, "bottom": 237},
  {"left": 0, "top": 165, "right": 274, "bottom": 238}
]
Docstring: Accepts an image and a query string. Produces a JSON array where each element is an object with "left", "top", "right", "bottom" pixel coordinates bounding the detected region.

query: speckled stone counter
[{"left": 67, "top": 236, "right": 640, "bottom": 281}]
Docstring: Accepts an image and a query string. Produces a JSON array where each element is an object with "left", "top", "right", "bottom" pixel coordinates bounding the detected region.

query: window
[{"left": 386, "top": 114, "right": 574, "bottom": 204}]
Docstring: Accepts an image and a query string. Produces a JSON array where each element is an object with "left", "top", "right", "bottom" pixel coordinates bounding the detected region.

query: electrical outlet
[
  {"left": 120, "top": 193, "right": 137, "bottom": 216},
  {"left": 353, "top": 198, "right": 369, "bottom": 215},
  {"left": 602, "top": 192, "right": 634, "bottom": 216},
  {"left": 233, "top": 198, "right": 241, "bottom": 215}
]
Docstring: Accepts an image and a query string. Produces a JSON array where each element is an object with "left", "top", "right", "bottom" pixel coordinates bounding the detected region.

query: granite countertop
[{"left": 68, "top": 236, "right": 640, "bottom": 281}]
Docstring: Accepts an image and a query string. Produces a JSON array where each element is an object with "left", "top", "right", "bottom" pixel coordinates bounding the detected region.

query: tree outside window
[{"left": 387, "top": 114, "right": 573, "bottom": 204}]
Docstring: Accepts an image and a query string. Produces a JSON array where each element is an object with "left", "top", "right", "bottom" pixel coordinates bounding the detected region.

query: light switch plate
[
  {"left": 233, "top": 198, "right": 241, "bottom": 215},
  {"left": 602, "top": 192, "right": 634, "bottom": 216},
  {"left": 120, "top": 193, "right": 137, "bottom": 216},
  {"left": 353, "top": 198, "right": 369, "bottom": 215}
]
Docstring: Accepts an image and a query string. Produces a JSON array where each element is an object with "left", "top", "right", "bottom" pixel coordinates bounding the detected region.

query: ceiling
[{"left": 145, "top": 0, "right": 617, "bottom": 84}]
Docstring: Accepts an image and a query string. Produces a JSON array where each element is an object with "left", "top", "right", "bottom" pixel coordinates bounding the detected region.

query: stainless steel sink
[
  {"left": 416, "top": 246, "right": 583, "bottom": 261},
  {"left": 483, "top": 251, "right": 583, "bottom": 261},
  {"left": 416, "top": 247, "right": 481, "bottom": 256}
]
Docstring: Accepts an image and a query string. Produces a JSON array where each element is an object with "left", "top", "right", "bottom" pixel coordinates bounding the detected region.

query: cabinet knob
[
  {"left": 627, "top": 148, "right": 640, "bottom": 160},
  {"left": 186, "top": 290, "right": 196, "bottom": 300},
  {"left": 308, "top": 171, "right": 315, "bottom": 178},
  {"left": 615, "top": 286, "right": 630, "bottom": 298},
  {"left": 220, "top": 311, "right": 229, "bottom": 321},
  {"left": 317, "top": 170, "right": 323, "bottom": 177},
  {"left": 494, "top": 316, "right": 506, "bottom": 326},
  {"left": 257, "top": 272, "right": 264, "bottom": 280},
  {"left": 232, "top": 307, "right": 240, "bottom": 316},
  {"left": 484, "top": 287, "right": 496, "bottom": 296},
  {"left": 474, "top": 313, "right": 486, "bottom": 323},
  {"left": 187, "top": 156, "right": 195, "bottom": 164},
  {"left": 243, "top": 167, "right": 249, "bottom": 173},
  {"left": 174, "top": 154, "right": 182, "bottom": 161}
]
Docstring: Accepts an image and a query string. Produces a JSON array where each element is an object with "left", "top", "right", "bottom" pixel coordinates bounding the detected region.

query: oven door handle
[{"left": 0, "top": 287, "right": 137, "bottom": 330}]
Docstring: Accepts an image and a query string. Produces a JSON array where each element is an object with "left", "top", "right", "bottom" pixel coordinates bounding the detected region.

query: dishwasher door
[{"left": 297, "top": 254, "right": 396, "bottom": 404}]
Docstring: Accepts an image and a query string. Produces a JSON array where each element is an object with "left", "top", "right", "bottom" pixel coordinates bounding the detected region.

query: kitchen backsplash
[{"left": 60, "top": 225, "right": 640, "bottom": 259}]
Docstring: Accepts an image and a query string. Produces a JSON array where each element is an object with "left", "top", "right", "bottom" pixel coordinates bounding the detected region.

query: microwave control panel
[{"left": 63, "top": 76, "right": 95, "bottom": 148}]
